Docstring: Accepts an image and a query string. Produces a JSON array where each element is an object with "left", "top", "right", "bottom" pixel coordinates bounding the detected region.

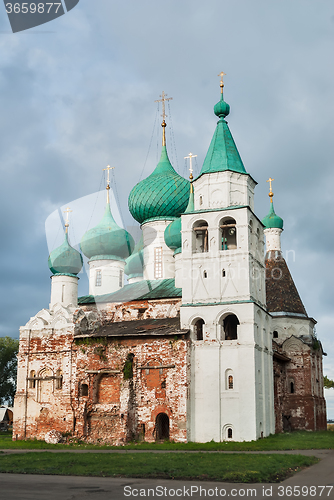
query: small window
[
  {"left": 119, "top": 269, "right": 123, "bottom": 288},
  {"left": 290, "top": 382, "right": 295, "bottom": 394},
  {"left": 55, "top": 369, "right": 63, "bottom": 390},
  {"left": 29, "top": 370, "right": 36, "bottom": 389},
  {"left": 199, "top": 195, "right": 203, "bottom": 206},
  {"left": 81, "top": 383, "right": 89, "bottom": 397},
  {"left": 161, "top": 380, "right": 166, "bottom": 389},
  {"left": 227, "top": 428, "right": 233, "bottom": 439},
  {"left": 154, "top": 247, "right": 163, "bottom": 279},
  {"left": 194, "top": 318, "right": 205, "bottom": 341},
  {"left": 95, "top": 270, "right": 102, "bottom": 287},
  {"left": 222, "top": 269, "right": 226, "bottom": 277},
  {"left": 203, "top": 270, "right": 207, "bottom": 278},
  {"left": 228, "top": 375, "right": 233, "bottom": 389},
  {"left": 273, "top": 331, "right": 278, "bottom": 339}
]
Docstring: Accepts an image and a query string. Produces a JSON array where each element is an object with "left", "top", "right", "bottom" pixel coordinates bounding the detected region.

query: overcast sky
[{"left": 0, "top": 0, "right": 333, "bottom": 416}]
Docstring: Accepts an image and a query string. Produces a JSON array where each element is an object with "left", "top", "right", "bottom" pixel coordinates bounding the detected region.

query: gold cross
[
  {"left": 155, "top": 91, "right": 173, "bottom": 121},
  {"left": 63, "top": 207, "right": 72, "bottom": 233},
  {"left": 103, "top": 165, "right": 115, "bottom": 203},
  {"left": 218, "top": 71, "right": 226, "bottom": 92},
  {"left": 267, "top": 177, "right": 274, "bottom": 201},
  {"left": 184, "top": 153, "right": 197, "bottom": 181}
]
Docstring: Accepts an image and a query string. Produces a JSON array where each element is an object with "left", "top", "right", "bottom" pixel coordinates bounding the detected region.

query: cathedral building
[{"left": 13, "top": 78, "right": 326, "bottom": 444}]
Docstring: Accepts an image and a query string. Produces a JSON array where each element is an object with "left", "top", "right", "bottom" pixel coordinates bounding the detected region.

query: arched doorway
[{"left": 155, "top": 413, "right": 169, "bottom": 441}]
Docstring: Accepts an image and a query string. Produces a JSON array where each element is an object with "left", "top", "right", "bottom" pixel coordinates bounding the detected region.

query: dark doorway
[{"left": 155, "top": 413, "right": 169, "bottom": 441}]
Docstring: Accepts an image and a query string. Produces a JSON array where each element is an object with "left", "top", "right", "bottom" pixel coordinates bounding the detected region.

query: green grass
[
  {"left": 0, "top": 451, "right": 318, "bottom": 483},
  {"left": 1, "top": 430, "right": 333, "bottom": 451}
]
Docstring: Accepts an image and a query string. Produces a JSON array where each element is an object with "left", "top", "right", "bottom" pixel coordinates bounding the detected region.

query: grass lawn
[
  {"left": 0, "top": 451, "right": 318, "bottom": 482},
  {"left": 0, "top": 430, "right": 333, "bottom": 451}
]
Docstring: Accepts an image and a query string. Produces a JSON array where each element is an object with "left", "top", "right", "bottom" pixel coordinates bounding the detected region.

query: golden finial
[
  {"left": 63, "top": 207, "right": 72, "bottom": 234},
  {"left": 103, "top": 165, "right": 115, "bottom": 204},
  {"left": 155, "top": 91, "right": 173, "bottom": 146},
  {"left": 267, "top": 177, "right": 275, "bottom": 202},
  {"left": 218, "top": 71, "right": 226, "bottom": 94},
  {"left": 184, "top": 152, "right": 197, "bottom": 181}
]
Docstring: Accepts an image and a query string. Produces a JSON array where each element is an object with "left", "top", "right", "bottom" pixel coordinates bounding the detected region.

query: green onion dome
[
  {"left": 128, "top": 146, "right": 190, "bottom": 224},
  {"left": 262, "top": 201, "right": 284, "bottom": 229},
  {"left": 48, "top": 233, "right": 83, "bottom": 275},
  {"left": 124, "top": 235, "right": 144, "bottom": 279},
  {"left": 164, "top": 217, "right": 181, "bottom": 252},
  {"left": 80, "top": 203, "right": 135, "bottom": 261}
]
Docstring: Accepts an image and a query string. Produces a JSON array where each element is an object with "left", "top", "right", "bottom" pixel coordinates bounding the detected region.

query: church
[{"left": 13, "top": 76, "right": 326, "bottom": 444}]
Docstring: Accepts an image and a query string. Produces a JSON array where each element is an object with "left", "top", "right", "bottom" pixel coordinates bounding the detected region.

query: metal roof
[{"left": 78, "top": 278, "right": 182, "bottom": 305}]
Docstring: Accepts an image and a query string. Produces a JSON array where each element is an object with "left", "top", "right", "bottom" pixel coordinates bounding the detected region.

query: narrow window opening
[
  {"left": 290, "top": 382, "right": 295, "bottom": 394},
  {"left": 154, "top": 247, "right": 163, "bottom": 279},
  {"left": 81, "top": 383, "right": 89, "bottom": 397},
  {"left": 199, "top": 195, "right": 203, "bottom": 205},
  {"left": 222, "top": 269, "right": 226, "bottom": 277},
  {"left": 203, "top": 270, "right": 207, "bottom": 278},
  {"left": 61, "top": 284, "right": 65, "bottom": 303},
  {"left": 227, "top": 428, "right": 233, "bottom": 439},
  {"left": 55, "top": 369, "right": 63, "bottom": 390},
  {"left": 119, "top": 269, "right": 123, "bottom": 288},
  {"left": 161, "top": 380, "right": 166, "bottom": 389},
  {"left": 194, "top": 318, "right": 205, "bottom": 340},
  {"left": 29, "top": 370, "right": 36, "bottom": 389},
  {"left": 273, "top": 331, "right": 278, "bottom": 339},
  {"left": 95, "top": 270, "right": 102, "bottom": 287},
  {"left": 228, "top": 375, "right": 234, "bottom": 389}
]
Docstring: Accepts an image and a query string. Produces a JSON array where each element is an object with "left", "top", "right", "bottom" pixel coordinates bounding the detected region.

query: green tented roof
[
  {"left": 198, "top": 93, "right": 247, "bottom": 178},
  {"left": 78, "top": 278, "right": 182, "bottom": 304}
]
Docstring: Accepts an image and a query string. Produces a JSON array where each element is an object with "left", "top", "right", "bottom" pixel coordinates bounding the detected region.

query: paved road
[{"left": 0, "top": 449, "right": 333, "bottom": 500}]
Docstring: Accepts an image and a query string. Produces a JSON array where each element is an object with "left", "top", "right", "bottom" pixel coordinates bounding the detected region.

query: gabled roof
[{"left": 265, "top": 254, "right": 307, "bottom": 316}]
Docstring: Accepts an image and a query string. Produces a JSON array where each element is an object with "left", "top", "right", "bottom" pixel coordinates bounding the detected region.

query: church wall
[{"left": 141, "top": 220, "right": 175, "bottom": 280}]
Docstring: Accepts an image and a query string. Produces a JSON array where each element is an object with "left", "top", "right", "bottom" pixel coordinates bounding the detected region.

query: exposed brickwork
[{"left": 273, "top": 337, "right": 327, "bottom": 432}]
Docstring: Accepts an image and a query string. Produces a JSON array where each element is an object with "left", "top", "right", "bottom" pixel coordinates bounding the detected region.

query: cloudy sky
[{"left": 0, "top": 0, "right": 333, "bottom": 416}]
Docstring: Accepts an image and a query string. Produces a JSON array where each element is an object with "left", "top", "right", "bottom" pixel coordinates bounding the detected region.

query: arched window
[
  {"left": 29, "top": 370, "right": 36, "bottom": 389},
  {"left": 273, "top": 331, "right": 278, "bottom": 339},
  {"left": 290, "top": 381, "right": 295, "bottom": 394},
  {"left": 193, "top": 220, "right": 208, "bottom": 253},
  {"left": 222, "top": 314, "right": 239, "bottom": 340},
  {"left": 227, "top": 428, "right": 233, "bottom": 439},
  {"left": 81, "top": 383, "right": 89, "bottom": 397},
  {"left": 155, "top": 413, "right": 169, "bottom": 441},
  {"left": 220, "top": 218, "right": 237, "bottom": 250},
  {"left": 228, "top": 375, "right": 234, "bottom": 389},
  {"left": 194, "top": 318, "right": 205, "bottom": 340}
]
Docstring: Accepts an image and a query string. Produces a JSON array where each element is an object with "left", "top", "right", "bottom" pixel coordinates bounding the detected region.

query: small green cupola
[
  {"left": 128, "top": 93, "right": 190, "bottom": 224},
  {"left": 81, "top": 169, "right": 135, "bottom": 261},
  {"left": 261, "top": 178, "right": 284, "bottom": 229},
  {"left": 124, "top": 235, "right": 144, "bottom": 280},
  {"left": 199, "top": 74, "right": 247, "bottom": 177},
  {"left": 164, "top": 178, "right": 194, "bottom": 254},
  {"left": 48, "top": 210, "right": 83, "bottom": 275}
]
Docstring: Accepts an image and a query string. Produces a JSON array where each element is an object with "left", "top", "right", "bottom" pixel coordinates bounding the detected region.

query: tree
[
  {"left": 324, "top": 375, "right": 334, "bottom": 389},
  {"left": 0, "top": 337, "right": 19, "bottom": 406}
]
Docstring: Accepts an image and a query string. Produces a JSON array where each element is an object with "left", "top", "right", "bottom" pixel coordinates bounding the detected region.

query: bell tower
[{"left": 179, "top": 75, "right": 275, "bottom": 442}]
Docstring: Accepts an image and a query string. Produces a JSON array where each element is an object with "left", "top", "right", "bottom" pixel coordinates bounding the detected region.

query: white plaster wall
[
  {"left": 271, "top": 315, "right": 315, "bottom": 342},
  {"left": 50, "top": 275, "right": 78, "bottom": 308},
  {"left": 193, "top": 171, "right": 256, "bottom": 212},
  {"left": 89, "top": 259, "right": 125, "bottom": 296},
  {"left": 142, "top": 219, "right": 175, "bottom": 280},
  {"left": 264, "top": 228, "right": 283, "bottom": 252},
  {"left": 182, "top": 302, "right": 274, "bottom": 442}
]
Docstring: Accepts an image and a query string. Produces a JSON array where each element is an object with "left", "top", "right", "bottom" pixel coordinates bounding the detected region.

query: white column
[
  {"left": 50, "top": 274, "right": 78, "bottom": 308},
  {"left": 89, "top": 259, "right": 125, "bottom": 296}
]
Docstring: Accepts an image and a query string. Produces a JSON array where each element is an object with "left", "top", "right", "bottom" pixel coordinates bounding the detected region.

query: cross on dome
[
  {"left": 63, "top": 207, "right": 72, "bottom": 233},
  {"left": 103, "top": 165, "right": 115, "bottom": 203},
  {"left": 184, "top": 153, "right": 197, "bottom": 181},
  {"left": 267, "top": 177, "right": 275, "bottom": 202},
  {"left": 218, "top": 71, "right": 226, "bottom": 93}
]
